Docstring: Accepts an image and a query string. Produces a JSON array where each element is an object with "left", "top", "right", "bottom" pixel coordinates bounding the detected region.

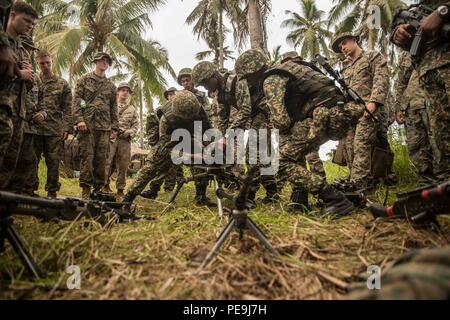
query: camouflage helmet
[
  {"left": 92, "top": 52, "right": 113, "bottom": 65},
  {"left": 280, "top": 51, "right": 299, "bottom": 63},
  {"left": 192, "top": 61, "right": 218, "bottom": 86},
  {"left": 163, "top": 87, "right": 177, "bottom": 100},
  {"left": 177, "top": 67, "right": 193, "bottom": 85},
  {"left": 331, "top": 32, "right": 360, "bottom": 53},
  {"left": 235, "top": 49, "right": 269, "bottom": 78},
  {"left": 117, "top": 82, "right": 132, "bottom": 93},
  {"left": 172, "top": 90, "right": 201, "bottom": 120}
]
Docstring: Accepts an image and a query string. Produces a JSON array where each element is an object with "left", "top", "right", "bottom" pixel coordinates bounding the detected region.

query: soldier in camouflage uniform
[
  {"left": 394, "top": 52, "right": 435, "bottom": 183},
  {"left": 331, "top": 32, "right": 390, "bottom": 188},
  {"left": 348, "top": 246, "right": 450, "bottom": 300},
  {"left": 141, "top": 87, "right": 184, "bottom": 199},
  {"left": 0, "top": 0, "right": 16, "bottom": 168},
  {"left": 123, "top": 90, "right": 214, "bottom": 206},
  {"left": 29, "top": 50, "right": 72, "bottom": 198},
  {"left": 392, "top": 1, "right": 450, "bottom": 182},
  {"left": 7, "top": 35, "right": 46, "bottom": 195},
  {"left": 103, "top": 82, "right": 139, "bottom": 196},
  {"left": 192, "top": 60, "right": 278, "bottom": 206},
  {"left": 72, "top": 52, "right": 119, "bottom": 199},
  {"left": 0, "top": 1, "right": 39, "bottom": 189},
  {"left": 234, "top": 49, "right": 361, "bottom": 215}
]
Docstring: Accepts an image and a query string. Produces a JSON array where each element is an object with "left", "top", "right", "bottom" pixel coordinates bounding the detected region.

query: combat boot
[
  {"left": 286, "top": 188, "right": 309, "bottom": 213},
  {"left": 261, "top": 183, "right": 280, "bottom": 203},
  {"left": 81, "top": 186, "right": 91, "bottom": 200},
  {"left": 318, "top": 184, "right": 354, "bottom": 216},
  {"left": 194, "top": 185, "right": 217, "bottom": 207},
  {"left": 47, "top": 191, "right": 57, "bottom": 199},
  {"left": 140, "top": 183, "right": 160, "bottom": 199}
]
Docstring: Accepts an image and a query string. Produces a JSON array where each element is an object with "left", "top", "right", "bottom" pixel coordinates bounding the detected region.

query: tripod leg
[
  {"left": 5, "top": 224, "right": 46, "bottom": 279},
  {"left": 246, "top": 218, "right": 279, "bottom": 256},
  {"left": 213, "top": 176, "right": 224, "bottom": 217},
  {"left": 199, "top": 218, "right": 236, "bottom": 269},
  {"left": 168, "top": 180, "right": 186, "bottom": 204}
]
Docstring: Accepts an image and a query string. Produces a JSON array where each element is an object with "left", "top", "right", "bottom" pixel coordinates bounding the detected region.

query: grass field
[{"left": 0, "top": 143, "right": 449, "bottom": 299}]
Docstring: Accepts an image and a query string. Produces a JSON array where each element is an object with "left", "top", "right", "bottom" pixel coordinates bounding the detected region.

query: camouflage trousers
[
  {"left": 149, "top": 164, "right": 184, "bottom": 192},
  {"left": 419, "top": 45, "right": 450, "bottom": 181},
  {"left": 7, "top": 133, "right": 37, "bottom": 194},
  {"left": 0, "top": 107, "right": 13, "bottom": 168},
  {"left": 105, "top": 137, "right": 131, "bottom": 191},
  {"left": 78, "top": 130, "right": 110, "bottom": 190},
  {"left": 33, "top": 135, "right": 63, "bottom": 193},
  {"left": 0, "top": 117, "right": 24, "bottom": 190},
  {"left": 405, "top": 107, "right": 434, "bottom": 182},
  {"left": 347, "top": 246, "right": 450, "bottom": 300},
  {"left": 278, "top": 103, "right": 362, "bottom": 195}
]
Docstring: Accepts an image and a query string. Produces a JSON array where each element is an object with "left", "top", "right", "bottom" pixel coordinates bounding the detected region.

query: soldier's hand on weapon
[
  {"left": 32, "top": 112, "right": 45, "bottom": 124},
  {"left": 19, "top": 60, "right": 32, "bottom": 70},
  {"left": 62, "top": 131, "right": 69, "bottom": 140},
  {"left": 77, "top": 121, "right": 88, "bottom": 133},
  {"left": 393, "top": 23, "right": 413, "bottom": 46},
  {"left": 363, "top": 102, "right": 377, "bottom": 119},
  {"left": 110, "top": 130, "right": 118, "bottom": 140},
  {"left": 396, "top": 111, "right": 406, "bottom": 124},
  {"left": 18, "top": 68, "right": 34, "bottom": 82},
  {"left": 0, "top": 45, "right": 15, "bottom": 79},
  {"left": 420, "top": 10, "right": 445, "bottom": 40}
]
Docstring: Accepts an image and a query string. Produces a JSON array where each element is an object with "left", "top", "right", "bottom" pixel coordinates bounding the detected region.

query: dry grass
[{"left": 1, "top": 165, "right": 449, "bottom": 300}]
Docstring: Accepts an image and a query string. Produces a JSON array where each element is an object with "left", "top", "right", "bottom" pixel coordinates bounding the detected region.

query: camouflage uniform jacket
[
  {"left": 37, "top": 74, "right": 72, "bottom": 136},
  {"left": 72, "top": 72, "right": 119, "bottom": 131},
  {"left": 145, "top": 112, "right": 160, "bottom": 146},
  {"left": 117, "top": 102, "right": 139, "bottom": 139},
  {"left": 341, "top": 50, "right": 389, "bottom": 106},
  {"left": 394, "top": 53, "right": 426, "bottom": 112}
]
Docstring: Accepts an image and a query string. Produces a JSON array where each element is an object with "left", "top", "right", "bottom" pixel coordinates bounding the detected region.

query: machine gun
[
  {"left": 0, "top": 191, "right": 137, "bottom": 278},
  {"left": 315, "top": 54, "right": 378, "bottom": 122},
  {"left": 368, "top": 181, "right": 450, "bottom": 228},
  {"left": 392, "top": 4, "right": 450, "bottom": 57}
]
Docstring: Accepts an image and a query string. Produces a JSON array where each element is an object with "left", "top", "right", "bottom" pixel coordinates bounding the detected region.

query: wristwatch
[{"left": 437, "top": 5, "right": 450, "bottom": 20}]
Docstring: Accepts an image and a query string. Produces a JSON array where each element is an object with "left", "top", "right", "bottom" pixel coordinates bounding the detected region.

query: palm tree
[
  {"left": 328, "top": 0, "right": 406, "bottom": 52},
  {"left": 268, "top": 45, "right": 282, "bottom": 64},
  {"left": 186, "top": 0, "right": 241, "bottom": 68},
  {"left": 281, "top": 0, "right": 333, "bottom": 60},
  {"left": 35, "top": 0, "right": 174, "bottom": 98}
]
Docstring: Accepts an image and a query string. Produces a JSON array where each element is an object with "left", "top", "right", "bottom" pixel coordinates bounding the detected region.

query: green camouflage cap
[
  {"left": 172, "top": 90, "right": 201, "bottom": 120},
  {"left": 164, "top": 87, "right": 177, "bottom": 99},
  {"left": 92, "top": 52, "right": 113, "bottom": 65},
  {"left": 280, "top": 51, "right": 299, "bottom": 63},
  {"left": 117, "top": 82, "right": 132, "bottom": 93},
  {"left": 235, "top": 49, "right": 269, "bottom": 78},
  {"left": 331, "top": 32, "right": 360, "bottom": 53},
  {"left": 192, "top": 61, "right": 218, "bottom": 86},
  {"left": 19, "top": 35, "right": 38, "bottom": 51},
  {"left": 177, "top": 67, "right": 193, "bottom": 85}
]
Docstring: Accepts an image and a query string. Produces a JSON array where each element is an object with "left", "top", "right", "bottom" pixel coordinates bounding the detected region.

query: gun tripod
[{"left": 0, "top": 213, "right": 45, "bottom": 279}]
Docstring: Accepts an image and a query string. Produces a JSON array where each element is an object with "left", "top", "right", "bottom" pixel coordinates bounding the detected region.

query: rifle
[
  {"left": 368, "top": 181, "right": 450, "bottom": 228},
  {"left": 392, "top": 4, "right": 450, "bottom": 57},
  {"left": 315, "top": 54, "right": 378, "bottom": 122},
  {"left": 0, "top": 191, "right": 137, "bottom": 278}
]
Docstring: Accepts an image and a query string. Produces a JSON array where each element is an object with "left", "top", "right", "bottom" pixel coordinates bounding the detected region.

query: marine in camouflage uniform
[
  {"left": 104, "top": 82, "right": 139, "bottom": 195},
  {"left": 123, "top": 90, "right": 214, "bottom": 206},
  {"left": 7, "top": 36, "right": 46, "bottom": 195},
  {"left": 348, "top": 246, "right": 450, "bottom": 300},
  {"left": 394, "top": 52, "right": 435, "bottom": 183},
  {"left": 29, "top": 50, "right": 72, "bottom": 197},
  {"left": 331, "top": 32, "right": 390, "bottom": 187},
  {"left": 72, "top": 52, "right": 119, "bottom": 198},
  {"left": 192, "top": 60, "right": 278, "bottom": 205},
  {"left": 0, "top": 3, "right": 39, "bottom": 189},
  {"left": 392, "top": 1, "right": 450, "bottom": 182},
  {"left": 235, "top": 49, "right": 360, "bottom": 215}
]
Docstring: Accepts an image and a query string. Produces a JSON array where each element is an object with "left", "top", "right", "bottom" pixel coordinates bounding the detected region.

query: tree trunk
[
  {"left": 247, "top": 0, "right": 267, "bottom": 53},
  {"left": 138, "top": 79, "right": 145, "bottom": 148},
  {"left": 218, "top": 8, "right": 224, "bottom": 69},
  {"left": 368, "top": 30, "right": 375, "bottom": 51}
]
